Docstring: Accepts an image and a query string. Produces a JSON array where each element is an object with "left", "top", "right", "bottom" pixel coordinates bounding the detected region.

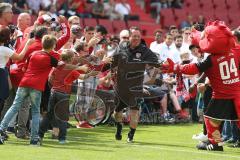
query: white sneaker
[{"left": 192, "top": 132, "right": 208, "bottom": 142}]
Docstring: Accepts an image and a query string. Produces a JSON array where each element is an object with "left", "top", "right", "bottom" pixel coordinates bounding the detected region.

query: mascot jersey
[{"left": 196, "top": 53, "right": 240, "bottom": 99}]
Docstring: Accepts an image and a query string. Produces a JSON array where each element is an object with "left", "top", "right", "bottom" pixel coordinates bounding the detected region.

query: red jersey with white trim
[
  {"left": 196, "top": 53, "right": 240, "bottom": 99},
  {"left": 19, "top": 50, "right": 60, "bottom": 91}
]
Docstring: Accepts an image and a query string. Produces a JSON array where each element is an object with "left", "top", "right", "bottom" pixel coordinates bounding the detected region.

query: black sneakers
[
  {"left": 196, "top": 141, "right": 223, "bottom": 151},
  {"left": 30, "top": 138, "right": 42, "bottom": 146},
  {"left": 115, "top": 122, "right": 123, "bottom": 141},
  {"left": 0, "top": 130, "right": 8, "bottom": 144},
  {"left": 1, "top": 131, "right": 8, "bottom": 141},
  {"left": 115, "top": 133, "right": 122, "bottom": 140},
  {"left": 229, "top": 141, "right": 240, "bottom": 148},
  {"left": 127, "top": 133, "right": 134, "bottom": 143}
]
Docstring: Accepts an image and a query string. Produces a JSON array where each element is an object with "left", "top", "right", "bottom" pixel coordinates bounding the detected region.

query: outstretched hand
[{"left": 160, "top": 58, "right": 177, "bottom": 73}]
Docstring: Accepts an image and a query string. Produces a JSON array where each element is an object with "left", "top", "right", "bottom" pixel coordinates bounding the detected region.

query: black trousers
[{"left": 39, "top": 90, "right": 69, "bottom": 141}]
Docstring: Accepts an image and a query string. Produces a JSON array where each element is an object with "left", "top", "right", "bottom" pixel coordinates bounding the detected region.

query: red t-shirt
[
  {"left": 10, "top": 38, "right": 42, "bottom": 87},
  {"left": 19, "top": 50, "right": 60, "bottom": 91},
  {"left": 196, "top": 53, "right": 240, "bottom": 99},
  {"left": 64, "top": 70, "right": 83, "bottom": 85},
  {"left": 50, "top": 67, "right": 76, "bottom": 94}
]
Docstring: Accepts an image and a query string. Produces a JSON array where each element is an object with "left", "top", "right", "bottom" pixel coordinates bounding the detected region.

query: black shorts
[
  {"left": 114, "top": 85, "right": 166, "bottom": 112},
  {"left": 204, "top": 99, "right": 238, "bottom": 121},
  {"left": 115, "top": 98, "right": 143, "bottom": 112}
]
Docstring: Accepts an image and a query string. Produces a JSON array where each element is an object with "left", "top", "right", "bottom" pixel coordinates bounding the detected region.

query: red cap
[{"left": 36, "top": 14, "right": 55, "bottom": 25}]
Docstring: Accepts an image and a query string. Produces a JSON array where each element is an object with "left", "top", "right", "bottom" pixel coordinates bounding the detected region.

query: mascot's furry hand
[{"left": 161, "top": 58, "right": 180, "bottom": 74}]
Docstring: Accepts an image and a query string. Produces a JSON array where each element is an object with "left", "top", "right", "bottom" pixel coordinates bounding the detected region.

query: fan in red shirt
[
  {"left": 38, "top": 49, "right": 92, "bottom": 143},
  {"left": 162, "top": 21, "right": 240, "bottom": 151},
  {"left": 10, "top": 15, "right": 70, "bottom": 87}
]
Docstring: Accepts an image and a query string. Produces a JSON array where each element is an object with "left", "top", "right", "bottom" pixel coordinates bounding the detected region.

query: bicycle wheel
[
  {"left": 54, "top": 98, "right": 75, "bottom": 122},
  {"left": 86, "top": 95, "right": 106, "bottom": 126}
]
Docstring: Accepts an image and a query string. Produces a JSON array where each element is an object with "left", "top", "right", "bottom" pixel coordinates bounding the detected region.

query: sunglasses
[{"left": 122, "top": 36, "right": 129, "bottom": 39}]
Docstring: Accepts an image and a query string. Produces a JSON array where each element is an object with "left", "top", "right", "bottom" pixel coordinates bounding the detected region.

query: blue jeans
[
  {"left": 222, "top": 121, "right": 239, "bottom": 142},
  {"left": 0, "top": 87, "right": 42, "bottom": 141}
]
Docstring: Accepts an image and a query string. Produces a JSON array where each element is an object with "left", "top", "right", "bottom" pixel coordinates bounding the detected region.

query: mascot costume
[{"left": 162, "top": 20, "right": 240, "bottom": 151}]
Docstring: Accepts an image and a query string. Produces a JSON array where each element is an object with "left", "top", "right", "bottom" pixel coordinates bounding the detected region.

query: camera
[
  {"left": 30, "top": 31, "right": 35, "bottom": 38},
  {"left": 98, "top": 38, "right": 108, "bottom": 45},
  {"left": 8, "top": 25, "right": 18, "bottom": 34},
  {"left": 51, "top": 22, "right": 62, "bottom": 32},
  {"left": 193, "top": 23, "right": 205, "bottom": 32}
]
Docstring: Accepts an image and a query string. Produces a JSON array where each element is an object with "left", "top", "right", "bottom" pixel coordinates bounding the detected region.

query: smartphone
[{"left": 30, "top": 32, "right": 35, "bottom": 38}]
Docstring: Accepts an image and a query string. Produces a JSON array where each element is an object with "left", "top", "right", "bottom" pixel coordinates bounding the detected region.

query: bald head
[
  {"left": 17, "top": 13, "right": 31, "bottom": 32},
  {"left": 119, "top": 29, "right": 129, "bottom": 42}
]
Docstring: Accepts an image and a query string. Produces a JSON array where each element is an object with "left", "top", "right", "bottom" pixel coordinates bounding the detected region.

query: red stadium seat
[
  {"left": 201, "top": 1, "right": 214, "bottom": 12},
  {"left": 214, "top": 12, "right": 229, "bottom": 25},
  {"left": 83, "top": 18, "right": 97, "bottom": 28},
  {"left": 173, "top": 9, "right": 187, "bottom": 24},
  {"left": 127, "top": 20, "right": 140, "bottom": 29},
  {"left": 143, "top": 36, "right": 155, "bottom": 47},
  {"left": 213, "top": 0, "right": 226, "bottom": 9},
  {"left": 226, "top": 0, "right": 240, "bottom": 11},
  {"left": 98, "top": 19, "right": 114, "bottom": 34},
  {"left": 228, "top": 14, "right": 240, "bottom": 29},
  {"left": 144, "top": 0, "right": 151, "bottom": 13},
  {"left": 201, "top": 11, "right": 215, "bottom": 22},
  {"left": 184, "top": 0, "right": 200, "bottom": 8},
  {"left": 112, "top": 20, "right": 127, "bottom": 34},
  {"left": 140, "top": 23, "right": 162, "bottom": 36},
  {"left": 160, "top": 9, "right": 176, "bottom": 28}
]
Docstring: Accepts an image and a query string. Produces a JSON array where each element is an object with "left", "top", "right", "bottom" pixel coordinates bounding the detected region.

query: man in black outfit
[{"left": 112, "top": 26, "right": 160, "bottom": 142}]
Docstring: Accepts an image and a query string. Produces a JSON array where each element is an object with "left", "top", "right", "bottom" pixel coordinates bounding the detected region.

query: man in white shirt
[
  {"left": 150, "top": 29, "right": 163, "bottom": 55},
  {"left": 172, "top": 34, "right": 186, "bottom": 63},
  {"left": 115, "top": 0, "right": 131, "bottom": 19},
  {"left": 158, "top": 33, "right": 180, "bottom": 63}
]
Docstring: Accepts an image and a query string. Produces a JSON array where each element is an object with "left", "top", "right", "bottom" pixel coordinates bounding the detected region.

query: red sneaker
[
  {"left": 177, "top": 109, "right": 190, "bottom": 119},
  {"left": 76, "top": 121, "right": 94, "bottom": 129}
]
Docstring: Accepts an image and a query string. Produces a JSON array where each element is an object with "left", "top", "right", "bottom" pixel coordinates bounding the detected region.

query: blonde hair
[
  {"left": 42, "top": 35, "right": 57, "bottom": 50},
  {"left": 68, "top": 16, "right": 80, "bottom": 24},
  {"left": 61, "top": 49, "right": 74, "bottom": 63},
  {"left": 180, "top": 52, "right": 190, "bottom": 60}
]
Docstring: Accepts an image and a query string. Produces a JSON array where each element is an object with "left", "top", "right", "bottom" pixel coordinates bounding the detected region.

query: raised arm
[{"left": 55, "top": 16, "right": 70, "bottom": 51}]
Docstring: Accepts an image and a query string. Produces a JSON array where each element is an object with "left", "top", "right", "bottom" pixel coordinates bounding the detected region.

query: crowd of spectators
[
  {"left": 148, "top": 0, "right": 183, "bottom": 23},
  {"left": 0, "top": 0, "right": 139, "bottom": 21}
]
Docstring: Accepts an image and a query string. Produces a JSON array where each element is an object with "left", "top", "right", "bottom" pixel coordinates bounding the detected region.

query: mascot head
[{"left": 199, "top": 21, "right": 236, "bottom": 54}]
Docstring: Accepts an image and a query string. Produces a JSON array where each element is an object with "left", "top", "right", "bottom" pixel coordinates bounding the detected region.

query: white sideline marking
[
  {"left": 68, "top": 136, "right": 240, "bottom": 159},
  {"left": 129, "top": 144, "right": 240, "bottom": 159}
]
